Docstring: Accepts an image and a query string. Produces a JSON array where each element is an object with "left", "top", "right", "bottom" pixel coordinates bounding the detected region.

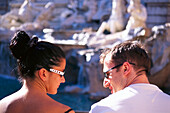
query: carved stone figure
[
  {"left": 96, "top": 0, "right": 126, "bottom": 35},
  {"left": 126, "top": 0, "right": 147, "bottom": 31},
  {"left": 0, "top": 0, "right": 62, "bottom": 30},
  {"left": 60, "top": 0, "right": 98, "bottom": 28},
  {"left": 144, "top": 24, "right": 170, "bottom": 88},
  {"left": 0, "top": 9, "right": 20, "bottom": 29},
  {"left": 18, "top": 0, "right": 42, "bottom": 22},
  {"left": 34, "top": 2, "right": 56, "bottom": 28}
]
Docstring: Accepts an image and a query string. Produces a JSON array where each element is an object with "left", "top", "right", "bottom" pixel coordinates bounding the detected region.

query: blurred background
[{"left": 0, "top": 0, "right": 170, "bottom": 112}]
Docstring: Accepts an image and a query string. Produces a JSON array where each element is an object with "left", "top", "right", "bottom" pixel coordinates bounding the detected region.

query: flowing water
[{"left": 0, "top": 41, "right": 17, "bottom": 76}]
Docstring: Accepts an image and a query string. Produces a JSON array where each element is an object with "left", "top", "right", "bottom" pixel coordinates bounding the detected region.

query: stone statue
[
  {"left": 17, "top": 0, "right": 57, "bottom": 30},
  {"left": 126, "top": 0, "right": 147, "bottom": 31},
  {"left": 145, "top": 24, "right": 170, "bottom": 88},
  {"left": 96, "top": 0, "right": 126, "bottom": 36},
  {"left": 0, "top": 0, "right": 42, "bottom": 30},
  {"left": 18, "top": 0, "right": 42, "bottom": 22},
  {"left": 0, "top": 0, "right": 60, "bottom": 30},
  {"left": 34, "top": 2, "right": 56, "bottom": 28},
  {"left": 0, "top": 9, "right": 20, "bottom": 29},
  {"left": 60, "top": 0, "right": 110, "bottom": 28},
  {"left": 60, "top": 0, "right": 98, "bottom": 28}
]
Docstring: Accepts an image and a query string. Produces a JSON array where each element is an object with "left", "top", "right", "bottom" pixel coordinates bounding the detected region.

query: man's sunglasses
[{"left": 104, "top": 62, "right": 135, "bottom": 79}]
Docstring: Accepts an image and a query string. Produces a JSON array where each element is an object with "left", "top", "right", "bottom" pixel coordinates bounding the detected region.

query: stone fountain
[{"left": 0, "top": 0, "right": 170, "bottom": 103}]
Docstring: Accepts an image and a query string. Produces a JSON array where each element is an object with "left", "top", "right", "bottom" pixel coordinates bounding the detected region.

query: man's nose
[{"left": 103, "top": 78, "right": 110, "bottom": 88}]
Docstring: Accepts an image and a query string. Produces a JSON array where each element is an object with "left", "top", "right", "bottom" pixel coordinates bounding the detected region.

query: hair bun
[
  {"left": 29, "top": 35, "right": 38, "bottom": 47},
  {"left": 9, "top": 30, "right": 31, "bottom": 60}
]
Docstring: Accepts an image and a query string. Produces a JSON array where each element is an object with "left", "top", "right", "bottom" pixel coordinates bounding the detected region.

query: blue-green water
[{"left": 0, "top": 75, "right": 97, "bottom": 111}]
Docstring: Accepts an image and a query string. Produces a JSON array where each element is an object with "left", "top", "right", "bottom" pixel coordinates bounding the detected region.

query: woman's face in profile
[{"left": 46, "top": 58, "right": 66, "bottom": 94}]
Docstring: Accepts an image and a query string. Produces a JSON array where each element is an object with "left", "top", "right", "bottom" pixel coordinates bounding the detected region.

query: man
[{"left": 89, "top": 41, "right": 170, "bottom": 113}]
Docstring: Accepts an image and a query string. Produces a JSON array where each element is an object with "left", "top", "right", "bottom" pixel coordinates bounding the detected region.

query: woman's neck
[{"left": 21, "top": 78, "right": 47, "bottom": 95}]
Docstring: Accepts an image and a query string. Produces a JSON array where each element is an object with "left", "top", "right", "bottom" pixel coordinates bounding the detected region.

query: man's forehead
[
  {"left": 103, "top": 53, "right": 113, "bottom": 71},
  {"left": 104, "top": 53, "right": 112, "bottom": 63}
]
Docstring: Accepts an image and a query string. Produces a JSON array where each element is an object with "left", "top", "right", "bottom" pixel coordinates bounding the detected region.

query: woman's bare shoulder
[
  {"left": 0, "top": 93, "right": 75, "bottom": 113},
  {"left": 0, "top": 91, "right": 22, "bottom": 106},
  {"left": 45, "top": 99, "right": 75, "bottom": 113}
]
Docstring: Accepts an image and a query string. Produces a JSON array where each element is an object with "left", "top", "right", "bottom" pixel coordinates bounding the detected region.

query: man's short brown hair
[{"left": 100, "top": 41, "right": 151, "bottom": 75}]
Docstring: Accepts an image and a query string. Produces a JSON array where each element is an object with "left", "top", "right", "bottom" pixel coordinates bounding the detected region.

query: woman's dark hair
[{"left": 9, "top": 30, "right": 65, "bottom": 79}]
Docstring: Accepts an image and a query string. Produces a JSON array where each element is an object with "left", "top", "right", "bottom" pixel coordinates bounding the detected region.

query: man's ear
[
  {"left": 123, "top": 62, "right": 131, "bottom": 76},
  {"left": 38, "top": 68, "right": 48, "bottom": 81}
]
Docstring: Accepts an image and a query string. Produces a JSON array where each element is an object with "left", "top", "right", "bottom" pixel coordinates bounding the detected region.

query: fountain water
[{"left": 0, "top": 41, "right": 17, "bottom": 76}]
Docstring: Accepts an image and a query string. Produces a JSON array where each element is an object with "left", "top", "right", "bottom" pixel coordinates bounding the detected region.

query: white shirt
[{"left": 89, "top": 83, "right": 170, "bottom": 113}]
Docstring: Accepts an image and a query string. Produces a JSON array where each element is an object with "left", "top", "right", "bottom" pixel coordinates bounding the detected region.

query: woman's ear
[{"left": 38, "top": 68, "right": 48, "bottom": 81}]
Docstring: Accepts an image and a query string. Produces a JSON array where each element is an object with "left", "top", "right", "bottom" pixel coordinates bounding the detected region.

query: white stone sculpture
[
  {"left": 126, "top": 0, "right": 147, "bottom": 31},
  {"left": 0, "top": 0, "right": 62, "bottom": 31},
  {"left": 0, "top": 9, "right": 20, "bottom": 29},
  {"left": 96, "top": 0, "right": 126, "bottom": 36},
  {"left": 18, "top": 0, "right": 42, "bottom": 22},
  {"left": 34, "top": 2, "right": 56, "bottom": 27},
  {"left": 60, "top": 0, "right": 86, "bottom": 28}
]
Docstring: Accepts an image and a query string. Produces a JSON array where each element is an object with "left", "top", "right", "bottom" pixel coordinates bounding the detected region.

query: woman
[{"left": 0, "top": 31, "right": 75, "bottom": 113}]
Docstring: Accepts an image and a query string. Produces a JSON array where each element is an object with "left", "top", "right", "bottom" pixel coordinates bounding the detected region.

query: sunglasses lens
[{"left": 104, "top": 73, "right": 109, "bottom": 79}]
